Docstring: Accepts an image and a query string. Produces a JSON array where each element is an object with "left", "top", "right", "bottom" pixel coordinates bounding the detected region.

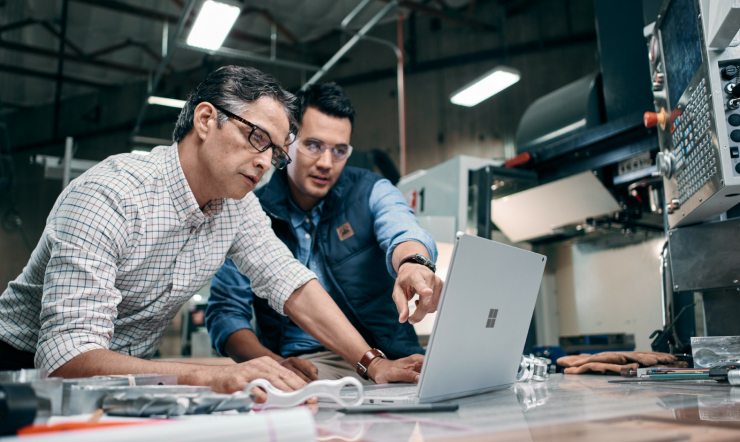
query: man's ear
[{"left": 193, "top": 102, "right": 217, "bottom": 141}]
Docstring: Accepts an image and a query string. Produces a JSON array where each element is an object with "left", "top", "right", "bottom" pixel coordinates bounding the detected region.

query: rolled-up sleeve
[
  {"left": 206, "top": 258, "right": 256, "bottom": 356},
  {"left": 370, "top": 179, "right": 438, "bottom": 278},
  {"left": 227, "top": 194, "right": 316, "bottom": 315},
  {"left": 37, "top": 184, "right": 127, "bottom": 373}
]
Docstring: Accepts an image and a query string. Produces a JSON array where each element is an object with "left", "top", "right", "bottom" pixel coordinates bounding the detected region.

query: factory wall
[
  {"left": 0, "top": 0, "right": 599, "bottom": 296},
  {"left": 323, "top": 0, "right": 599, "bottom": 173}
]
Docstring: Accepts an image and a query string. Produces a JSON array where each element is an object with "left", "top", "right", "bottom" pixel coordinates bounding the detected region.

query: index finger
[{"left": 408, "top": 275, "right": 435, "bottom": 324}]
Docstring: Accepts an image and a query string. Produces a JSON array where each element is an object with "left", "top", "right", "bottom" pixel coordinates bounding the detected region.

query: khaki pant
[{"left": 298, "top": 350, "right": 375, "bottom": 386}]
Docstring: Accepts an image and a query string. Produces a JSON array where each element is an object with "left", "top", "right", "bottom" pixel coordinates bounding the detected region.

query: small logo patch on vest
[{"left": 336, "top": 222, "right": 355, "bottom": 241}]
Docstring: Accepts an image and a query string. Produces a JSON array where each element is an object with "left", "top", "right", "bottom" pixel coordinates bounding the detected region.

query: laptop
[{"left": 356, "top": 232, "right": 547, "bottom": 404}]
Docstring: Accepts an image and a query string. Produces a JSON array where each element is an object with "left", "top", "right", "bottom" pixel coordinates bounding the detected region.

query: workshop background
[{"left": 0, "top": 0, "right": 673, "bottom": 357}]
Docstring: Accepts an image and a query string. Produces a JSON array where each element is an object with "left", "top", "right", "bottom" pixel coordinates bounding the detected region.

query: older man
[
  {"left": 206, "top": 82, "right": 443, "bottom": 383},
  {"left": 0, "top": 66, "right": 422, "bottom": 396}
]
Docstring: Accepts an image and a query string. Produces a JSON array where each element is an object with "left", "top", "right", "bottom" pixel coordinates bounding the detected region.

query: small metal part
[
  {"left": 729, "top": 369, "right": 740, "bottom": 385},
  {"left": 62, "top": 375, "right": 180, "bottom": 416},
  {"left": 516, "top": 355, "right": 551, "bottom": 383}
]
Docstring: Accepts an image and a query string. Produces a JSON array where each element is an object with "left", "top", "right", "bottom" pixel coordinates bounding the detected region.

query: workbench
[
  {"left": 4, "top": 374, "right": 740, "bottom": 441},
  {"left": 316, "top": 374, "right": 740, "bottom": 441}
]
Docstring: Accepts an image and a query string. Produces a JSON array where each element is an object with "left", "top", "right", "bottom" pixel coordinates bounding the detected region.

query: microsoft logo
[{"left": 486, "top": 309, "right": 498, "bottom": 328}]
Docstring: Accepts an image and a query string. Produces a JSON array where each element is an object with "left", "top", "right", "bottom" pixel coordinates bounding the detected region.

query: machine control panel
[{"left": 645, "top": 0, "right": 740, "bottom": 228}]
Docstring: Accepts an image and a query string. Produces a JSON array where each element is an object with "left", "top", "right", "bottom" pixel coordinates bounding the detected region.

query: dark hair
[
  {"left": 172, "top": 66, "right": 298, "bottom": 143},
  {"left": 296, "top": 82, "right": 355, "bottom": 130}
]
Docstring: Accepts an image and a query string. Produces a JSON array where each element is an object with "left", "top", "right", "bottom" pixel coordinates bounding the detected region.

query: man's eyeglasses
[
  {"left": 298, "top": 139, "right": 353, "bottom": 162},
  {"left": 211, "top": 103, "right": 293, "bottom": 170}
]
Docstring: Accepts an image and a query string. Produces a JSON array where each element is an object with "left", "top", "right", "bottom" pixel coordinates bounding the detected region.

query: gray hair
[{"left": 172, "top": 66, "right": 298, "bottom": 143}]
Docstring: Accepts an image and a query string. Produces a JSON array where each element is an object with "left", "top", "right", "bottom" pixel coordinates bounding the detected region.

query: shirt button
[
  {"left": 167, "top": 283, "right": 173, "bottom": 291},
  {"left": 305, "top": 218, "right": 310, "bottom": 224},
  {"left": 305, "top": 233, "right": 311, "bottom": 239}
]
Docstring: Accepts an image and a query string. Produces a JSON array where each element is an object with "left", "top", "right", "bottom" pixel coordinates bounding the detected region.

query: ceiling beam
[
  {"left": 71, "top": 0, "right": 307, "bottom": 56},
  {"left": 375, "top": 0, "right": 498, "bottom": 31},
  {"left": 0, "top": 39, "right": 153, "bottom": 75},
  {"left": 333, "top": 30, "right": 596, "bottom": 86},
  {"left": 242, "top": 7, "right": 298, "bottom": 43},
  {"left": 0, "top": 63, "right": 118, "bottom": 89},
  {"left": 0, "top": 18, "right": 85, "bottom": 55}
]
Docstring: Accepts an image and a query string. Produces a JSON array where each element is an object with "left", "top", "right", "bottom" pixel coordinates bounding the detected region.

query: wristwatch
[
  {"left": 399, "top": 253, "right": 436, "bottom": 273},
  {"left": 356, "top": 348, "right": 387, "bottom": 380}
]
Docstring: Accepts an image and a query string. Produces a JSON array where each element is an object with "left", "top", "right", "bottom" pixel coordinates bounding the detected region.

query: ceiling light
[
  {"left": 186, "top": 0, "right": 241, "bottom": 50},
  {"left": 450, "top": 66, "right": 521, "bottom": 107},
  {"left": 147, "top": 96, "right": 186, "bottom": 108}
]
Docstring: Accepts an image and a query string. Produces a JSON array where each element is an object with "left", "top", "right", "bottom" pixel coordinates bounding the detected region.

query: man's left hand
[
  {"left": 392, "top": 263, "right": 444, "bottom": 324},
  {"left": 367, "top": 354, "right": 424, "bottom": 384}
]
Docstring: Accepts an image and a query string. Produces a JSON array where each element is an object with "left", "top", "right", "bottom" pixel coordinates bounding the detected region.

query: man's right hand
[
  {"left": 279, "top": 357, "right": 319, "bottom": 383},
  {"left": 207, "top": 356, "right": 310, "bottom": 403}
]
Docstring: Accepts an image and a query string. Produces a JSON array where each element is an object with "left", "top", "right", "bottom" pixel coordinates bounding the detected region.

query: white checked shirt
[{"left": 0, "top": 144, "right": 316, "bottom": 372}]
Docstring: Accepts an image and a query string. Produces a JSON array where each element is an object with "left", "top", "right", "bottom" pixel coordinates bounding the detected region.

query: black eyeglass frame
[{"left": 210, "top": 103, "right": 293, "bottom": 170}]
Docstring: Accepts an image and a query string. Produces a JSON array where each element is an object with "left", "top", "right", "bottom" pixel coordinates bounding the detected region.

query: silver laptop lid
[{"left": 417, "top": 233, "right": 546, "bottom": 402}]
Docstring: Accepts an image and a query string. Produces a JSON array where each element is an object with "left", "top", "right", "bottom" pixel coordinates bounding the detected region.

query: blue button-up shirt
[{"left": 207, "top": 178, "right": 437, "bottom": 357}]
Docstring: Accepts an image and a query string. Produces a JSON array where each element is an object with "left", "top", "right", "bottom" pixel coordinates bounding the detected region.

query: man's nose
[
  {"left": 254, "top": 148, "right": 272, "bottom": 170},
  {"left": 316, "top": 149, "right": 332, "bottom": 169}
]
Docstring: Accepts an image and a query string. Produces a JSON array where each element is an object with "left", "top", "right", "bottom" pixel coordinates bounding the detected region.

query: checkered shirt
[{"left": 0, "top": 144, "right": 316, "bottom": 372}]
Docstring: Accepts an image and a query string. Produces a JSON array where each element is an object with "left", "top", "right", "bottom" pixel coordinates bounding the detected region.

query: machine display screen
[{"left": 660, "top": 0, "right": 703, "bottom": 110}]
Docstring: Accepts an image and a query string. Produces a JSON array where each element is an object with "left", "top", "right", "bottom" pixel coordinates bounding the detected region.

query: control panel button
[
  {"left": 644, "top": 108, "right": 669, "bottom": 130},
  {"left": 732, "top": 130, "right": 740, "bottom": 142},
  {"left": 736, "top": 162, "right": 740, "bottom": 174},
  {"left": 732, "top": 147, "right": 740, "bottom": 158},
  {"left": 723, "top": 65, "right": 738, "bottom": 80},
  {"left": 730, "top": 114, "right": 740, "bottom": 127}
]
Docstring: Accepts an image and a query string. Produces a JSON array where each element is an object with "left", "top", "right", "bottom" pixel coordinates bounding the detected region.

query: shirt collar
[
  {"left": 162, "top": 143, "right": 224, "bottom": 223},
  {"left": 287, "top": 197, "right": 324, "bottom": 229}
]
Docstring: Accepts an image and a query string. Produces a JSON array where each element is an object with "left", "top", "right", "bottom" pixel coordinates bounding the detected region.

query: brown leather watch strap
[{"left": 356, "top": 348, "right": 386, "bottom": 380}]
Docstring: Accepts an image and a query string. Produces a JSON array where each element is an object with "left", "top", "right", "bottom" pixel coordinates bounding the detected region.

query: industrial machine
[
  {"left": 473, "top": 0, "right": 665, "bottom": 246},
  {"left": 644, "top": 0, "right": 740, "bottom": 228},
  {"left": 641, "top": 0, "right": 740, "bottom": 348}
]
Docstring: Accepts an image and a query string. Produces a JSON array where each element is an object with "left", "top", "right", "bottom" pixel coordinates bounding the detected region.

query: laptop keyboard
[{"left": 362, "top": 386, "right": 418, "bottom": 397}]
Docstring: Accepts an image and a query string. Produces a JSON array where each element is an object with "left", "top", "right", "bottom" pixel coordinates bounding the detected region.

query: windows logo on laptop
[{"left": 486, "top": 309, "right": 498, "bottom": 329}]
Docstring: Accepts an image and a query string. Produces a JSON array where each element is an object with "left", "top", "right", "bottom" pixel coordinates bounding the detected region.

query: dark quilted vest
[{"left": 252, "top": 167, "right": 424, "bottom": 359}]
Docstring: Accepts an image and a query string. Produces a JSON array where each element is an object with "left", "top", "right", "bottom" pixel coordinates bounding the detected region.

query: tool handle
[{"left": 245, "top": 377, "right": 364, "bottom": 409}]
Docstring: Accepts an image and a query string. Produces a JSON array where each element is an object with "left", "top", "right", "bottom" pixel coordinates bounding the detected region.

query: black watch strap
[{"left": 399, "top": 253, "right": 436, "bottom": 273}]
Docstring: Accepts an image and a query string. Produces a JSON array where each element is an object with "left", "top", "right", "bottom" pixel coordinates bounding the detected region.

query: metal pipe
[
  {"left": 176, "top": 42, "right": 321, "bottom": 72},
  {"left": 0, "top": 63, "right": 117, "bottom": 89},
  {"left": 341, "top": 0, "right": 373, "bottom": 29},
  {"left": 53, "top": 0, "right": 69, "bottom": 139},
  {"left": 162, "top": 21, "right": 169, "bottom": 58},
  {"left": 270, "top": 24, "right": 277, "bottom": 61},
  {"left": 659, "top": 242, "right": 667, "bottom": 328},
  {"left": 132, "top": 0, "right": 197, "bottom": 136},
  {"left": 62, "top": 137, "right": 73, "bottom": 189},
  {"left": 0, "top": 39, "right": 154, "bottom": 75},
  {"left": 397, "top": 15, "right": 406, "bottom": 177},
  {"left": 303, "top": 0, "right": 397, "bottom": 89}
]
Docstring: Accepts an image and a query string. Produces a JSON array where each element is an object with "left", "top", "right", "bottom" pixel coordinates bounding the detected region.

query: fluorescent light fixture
[
  {"left": 450, "top": 66, "right": 521, "bottom": 107},
  {"left": 147, "top": 96, "right": 186, "bottom": 108},
  {"left": 186, "top": 0, "right": 241, "bottom": 50}
]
